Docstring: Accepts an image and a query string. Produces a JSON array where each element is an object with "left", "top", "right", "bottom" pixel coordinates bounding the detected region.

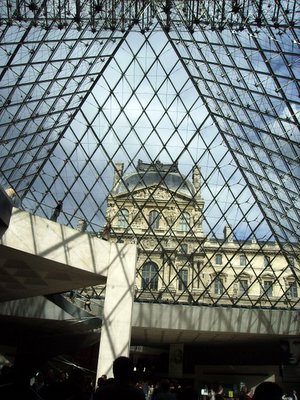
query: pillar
[{"left": 96, "top": 241, "right": 137, "bottom": 380}]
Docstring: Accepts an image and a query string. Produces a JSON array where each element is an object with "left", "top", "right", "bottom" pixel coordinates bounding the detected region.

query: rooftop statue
[{"left": 137, "top": 159, "right": 179, "bottom": 173}]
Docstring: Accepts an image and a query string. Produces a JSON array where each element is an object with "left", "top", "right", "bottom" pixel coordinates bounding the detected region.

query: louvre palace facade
[{"left": 104, "top": 160, "right": 299, "bottom": 310}]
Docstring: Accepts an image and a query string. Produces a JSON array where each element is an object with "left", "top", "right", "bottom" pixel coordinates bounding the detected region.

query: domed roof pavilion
[{"left": 113, "top": 160, "right": 197, "bottom": 198}]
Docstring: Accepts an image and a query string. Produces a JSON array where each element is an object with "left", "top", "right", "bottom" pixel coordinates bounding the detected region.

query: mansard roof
[{"left": 113, "top": 160, "right": 195, "bottom": 197}]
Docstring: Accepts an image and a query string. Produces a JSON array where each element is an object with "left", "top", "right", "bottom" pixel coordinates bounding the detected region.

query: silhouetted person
[
  {"left": 0, "top": 364, "right": 41, "bottom": 399},
  {"left": 152, "top": 378, "right": 176, "bottom": 400},
  {"left": 252, "top": 382, "right": 283, "bottom": 400},
  {"left": 177, "top": 383, "right": 197, "bottom": 400},
  {"left": 94, "top": 374, "right": 108, "bottom": 397},
  {"left": 239, "top": 385, "right": 251, "bottom": 400},
  {"left": 213, "top": 385, "right": 225, "bottom": 400},
  {"left": 50, "top": 200, "right": 63, "bottom": 222},
  {"left": 84, "top": 294, "right": 91, "bottom": 311},
  {"left": 69, "top": 289, "right": 76, "bottom": 302},
  {"left": 94, "top": 356, "right": 144, "bottom": 400},
  {"left": 96, "top": 374, "right": 107, "bottom": 388}
]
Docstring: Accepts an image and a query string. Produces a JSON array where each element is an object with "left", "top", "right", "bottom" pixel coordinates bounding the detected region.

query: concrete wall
[
  {"left": 0, "top": 207, "right": 138, "bottom": 380},
  {"left": 97, "top": 242, "right": 137, "bottom": 379},
  {"left": 132, "top": 303, "right": 300, "bottom": 337},
  {"left": 1, "top": 208, "right": 111, "bottom": 277},
  {"left": 0, "top": 187, "right": 12, "bottom": 238}
]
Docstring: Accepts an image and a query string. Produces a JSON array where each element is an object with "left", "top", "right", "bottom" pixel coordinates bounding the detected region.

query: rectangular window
[
  {"left": 215, "top": 254, "right": 222, "bottom": 265},
  {"left": 180, "top": 212, "right": 190, "bottom": 232},
  {"left": 149, "top": 210, "right": 160, "bottom": 229},
  {"left": 178, "top": 270, "right": 188, "bottom": 291},
  {"left": 214, "top": 277, "right": 224, "bottom": 295},
  {"left": 239, "top": 279, "right": 248, "bottom": 294},
  {"left": 180, "top": 243, "right": 188, "bottom": 254},
  {"left": 118, "top": 209, "right": 129, "bottom": 228},
  {"left": 263, "top": 280, "right": 273, "bottom": 296},
  {"left": 287, "top": 256, "right": 295, "bottom": 268},
  {"left": 240, "top": 254, "right": 246, "bottom": 266},
  {"left": 288, "top": 282, "right": 298, "bottom": 298},
  {"left": 264, "top": 255, "right": 271, "bottom": 268}
]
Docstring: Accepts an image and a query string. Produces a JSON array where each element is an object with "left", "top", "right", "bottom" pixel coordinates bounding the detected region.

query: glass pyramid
[{"left": 0, "top": 1, "right": 299, "bottom": 309}]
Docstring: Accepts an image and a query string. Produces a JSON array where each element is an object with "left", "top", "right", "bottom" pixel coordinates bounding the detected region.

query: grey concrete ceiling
[{"left": 0, "top": 245, "right": 106, "bottom": 302}]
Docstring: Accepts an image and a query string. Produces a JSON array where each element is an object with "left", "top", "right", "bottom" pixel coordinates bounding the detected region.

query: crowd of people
[{"left": 0, "top": 356, "right": 298, "bottom": 400}]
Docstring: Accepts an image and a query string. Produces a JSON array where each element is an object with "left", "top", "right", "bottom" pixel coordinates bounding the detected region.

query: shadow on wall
[{"left": 0, "top": 187, "right": 13, "bottom": 238}]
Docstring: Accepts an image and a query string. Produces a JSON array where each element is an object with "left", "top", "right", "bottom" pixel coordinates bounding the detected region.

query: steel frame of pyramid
[{"left": 0, "top": 1, "right": 299, "bottom": 309}]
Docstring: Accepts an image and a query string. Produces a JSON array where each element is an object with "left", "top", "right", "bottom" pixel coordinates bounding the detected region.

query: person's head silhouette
[
  {"left": 113, "top": 356, "right": 134, "bottom": 383},
  {"left": 252, "top": 382, "right": 283, "bottom": 400}
]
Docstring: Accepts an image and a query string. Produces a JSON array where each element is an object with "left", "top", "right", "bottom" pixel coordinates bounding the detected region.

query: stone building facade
[{"left": 104, "top": 160, "right": 299, "bottom": 309}]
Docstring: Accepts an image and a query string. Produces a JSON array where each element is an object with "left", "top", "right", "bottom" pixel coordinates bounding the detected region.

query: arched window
[
  {"left": 179, "top": 212, "right": 190, "bottom": 232},
  {"left": 142, "top": 262, "right": 158, "bottom": 290},
  {"left": 118, "top": 208, "right": 129, "bottom": 228},
  {"left": 149, "top": 210, "right": 160, "bottom": 230}
]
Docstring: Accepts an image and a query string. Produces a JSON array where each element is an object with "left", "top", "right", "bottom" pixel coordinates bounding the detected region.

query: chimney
[
  {"left": 113, "top": 162, "right": 124, "bottom": 189},
  {"left": 224, "top": 225, "right": 233, "bottom": 242},
  {"left": 77, "top": 218, "right": 87, "bottom": 232},
  {"left": 192, "top": 165, "right": 202, "bottom": 196}
]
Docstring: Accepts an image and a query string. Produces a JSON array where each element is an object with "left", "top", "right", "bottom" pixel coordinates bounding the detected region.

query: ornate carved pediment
[
  {"left": 142, "top": 238, "right": 157, "bottom": 249},
  {"left": 150, "top": 187, "right": 171, "bottom": 200},
  {"left": 235, "top": 272, "right": 252, "bottom": 279},
  {"left": 261, "top": 272, "right": 275, "bottom": 279},
  {"left": 210, "top": 272, "right": 228, "bottom": 281},
  {"left": 133, "top": 189, "right": 149, "bottom": 199},
  {"left": 284, "top": 274, "right": 296, "bottom": 282},
  {"left": 107, "top": 205, "right": 118, "bottom": 221},
  {"left": 132, "top": 186, "right": 172, "bottom": 201},
  {"left": 110, "top": 192, "right": 132, "bottom": 200}
]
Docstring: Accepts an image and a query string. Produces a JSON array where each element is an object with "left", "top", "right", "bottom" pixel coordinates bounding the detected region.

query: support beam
[
  {"left": 96, "top": 242, "right": 137, "bottom": 380},
  {"left": 0, "top": 208, "right": 111, "bottom": 301}
]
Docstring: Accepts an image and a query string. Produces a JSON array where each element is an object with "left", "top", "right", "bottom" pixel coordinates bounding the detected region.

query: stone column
[
  {"left": 96, "top": 241, "right": 137, "bottom": 380},
  {"left": 169, "top": 343, "right": 184, "bottom": 378}
]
